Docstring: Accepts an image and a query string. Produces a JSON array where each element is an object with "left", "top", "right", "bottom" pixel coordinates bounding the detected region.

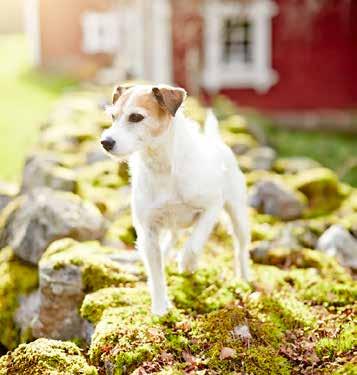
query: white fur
[{"left": 101, "top": 85, "right": 251, "bottom": 316}]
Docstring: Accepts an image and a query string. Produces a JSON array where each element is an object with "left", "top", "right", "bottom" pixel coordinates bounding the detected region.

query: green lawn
[
  {"left": 261, "top": 121, "right": 357, "bottom": 187},
  {"left": 0, "top": 34, "right": 76, "bottom": 183}
]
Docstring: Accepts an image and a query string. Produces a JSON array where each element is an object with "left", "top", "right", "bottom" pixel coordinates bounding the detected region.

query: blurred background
[{"left": 0, "top": 0, "right": 356, "bottom": 185}]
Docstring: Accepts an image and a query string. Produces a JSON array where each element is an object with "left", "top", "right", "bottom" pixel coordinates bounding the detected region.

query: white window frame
[
  {"left": 81, "top": 10, "right": 121, "bottom": 54},
  {"left": 202, "top": 0, "right": 278, "bottom": 93}
]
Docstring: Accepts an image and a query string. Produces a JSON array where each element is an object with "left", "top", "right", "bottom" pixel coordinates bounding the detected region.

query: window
[
  {"left": 223, "top": 18, "right": 252, "bottom": 64},
  {"left": 81, "top": 11, "right": 121, "bottom": 54},
  {"left": 202, "top": 0, "right": 278, "bottom": 93}
]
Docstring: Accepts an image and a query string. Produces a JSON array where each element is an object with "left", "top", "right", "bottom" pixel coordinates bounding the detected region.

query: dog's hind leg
[
  {"left": 225, "top": 199, "right": 251, "bottom": 281},
  {"left": 160, "top": 230, "right": 177, "bottom": 265},
  {"left": 179, "top": 204, "right": 221, "bottom": 273},
  {"left": 225, "top": 170, "right": 251, "bottom": 281}
]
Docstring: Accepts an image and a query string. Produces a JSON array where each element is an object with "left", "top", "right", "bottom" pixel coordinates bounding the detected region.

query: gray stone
[
  {"left": 0, "top": 181, "right": 18, "bottom": 212},
  {"left": 0, "top": 194, "right": 11, "bottom": 212},
  {"left": 21, "top": 154, "right": 76, "bottom": 192},
  {"left": 14, "top": 290, "right": 41, "bottom": 339},
  {"left": 274, "top": 157, "right": 321, "bottom": 174},
  {"left": 249, "top": 180, "right": 304, "bottom": 220},
  {"left": 32, "top": 239, "right": 141, "bottom": 341},
  {"left": 243, "top": 146, "right": 276, "bottom": 171},
  {"left": 317, "top": 225, "right": 357, "bottom": 269},
  {"left": 0, "top": 188, "right": 105, "bottom": 264}
]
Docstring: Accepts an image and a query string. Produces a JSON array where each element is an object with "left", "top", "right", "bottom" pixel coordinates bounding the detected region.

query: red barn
[{"left": 27, "top": 0, "right": 357, "bottom": 113}]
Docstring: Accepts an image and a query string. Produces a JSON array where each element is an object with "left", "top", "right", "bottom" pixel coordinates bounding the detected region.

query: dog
[{"left": 101, "top": 84, "right": 251, "bottom": 316}]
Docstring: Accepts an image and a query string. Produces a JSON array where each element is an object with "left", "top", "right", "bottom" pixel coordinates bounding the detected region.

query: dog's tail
[{"left": 204, "top": 109, "right": 221, "bottom": 139}]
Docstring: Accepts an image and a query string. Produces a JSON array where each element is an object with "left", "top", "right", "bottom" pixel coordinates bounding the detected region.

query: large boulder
[
  {"left": 317, "top": 225, "right": 357, "bottom": 270},
  {"left": 0, "top": 247, "right": 38, "bottom": 350},
  {"left": 32, "top": 239, "right": 142, "bottom": 341},
  {"left": 249, "top": 180, "right": 305, "bottom": 220},
  {"left": 21, "top": 153, "right": 76, "bottom": 192},
  {"left": 0, "top": 338, "right": 97, "bottom": 375},
  {"left": 0, "top": 188, "right": 105, "bottom": 264}
]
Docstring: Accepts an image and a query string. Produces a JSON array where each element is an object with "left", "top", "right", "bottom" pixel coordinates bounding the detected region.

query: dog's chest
[
  {"left": 157, "top": 198, "right": 202, "bottom": 228},
  {"left": 147, "top": 178, "right": 202, "bottom": 228}
]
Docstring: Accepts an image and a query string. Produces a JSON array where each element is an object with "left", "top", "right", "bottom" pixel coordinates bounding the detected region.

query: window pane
[{"left": 223, "top": 18, "right": 252, "bottom": 64}]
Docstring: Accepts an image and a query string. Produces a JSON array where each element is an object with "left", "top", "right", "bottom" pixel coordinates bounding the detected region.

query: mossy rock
[
  {"left": 167, "top": 267, "right": 249, "bottom": 314},
  {"left": 291, "top": 168, "right": 346, "bottom": 216},
  {"left": 105, "top": 211, "right": 137, "bottom": 247},
  {"left": 219, "top": 114, "right": 249, "bottom": 134},
  {"left": 88, "top": 306, "right": 164, "bottom": 372},
  {"left": 212, "top": 95, "right": 241, "bottom": 120},
  {"left": 41, "top": 238, "right": 141, "bottom": 292},
  {"left": 81, "top": 285, "right": 150, "bottom": 324},
  {"left": 183, "top": 97, "right": 206, "bottom": 125},
  {"left": 190, "top": 305, "right": 292, "bottom": 374},
  {"left": 77, "top": 161, "right": 127, "bottom": 190},
  {"left": 273, "top": 157, "right": 321, "bottom": 174},
  {"left": 0, "top": 338, "right": 97, "bottom": 375},
  {"left": 221, "top": 131, "right": 258, "bottom": 155},
  {"left": 0, "top": 247, "right": 38, "bottom": 350},
  {"left": 76, "top": 161, "right": 130, "bottom": 216}
]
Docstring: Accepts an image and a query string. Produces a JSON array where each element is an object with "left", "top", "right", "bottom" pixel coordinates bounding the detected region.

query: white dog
[{"left": 101, "top": 84, "right": 251, "bottom": 316}]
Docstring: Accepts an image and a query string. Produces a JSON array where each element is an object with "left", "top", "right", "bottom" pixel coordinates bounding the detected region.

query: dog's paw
[
  {"left": 151, "top": 299, "right": 173, "bottom": 316},
  {"left": 178, "top": 249, "right": 198, "bottom": 274}
]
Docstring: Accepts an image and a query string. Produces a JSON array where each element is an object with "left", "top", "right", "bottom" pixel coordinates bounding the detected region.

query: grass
[
  {"left": 0, "top": 34, "right": 76, "bottom": 183},
  {"left": 247, "top": 113, "right": 357, "bottom": 187}
]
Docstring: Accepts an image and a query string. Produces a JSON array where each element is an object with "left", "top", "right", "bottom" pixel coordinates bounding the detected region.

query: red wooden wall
[{"left": 171, "top": 0, "right": 357, "bottom": 110}]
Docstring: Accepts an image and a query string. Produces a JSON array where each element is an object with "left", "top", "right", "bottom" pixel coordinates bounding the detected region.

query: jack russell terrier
[{"left": 101, "top": 84, "right": 251, "bottom": 316}]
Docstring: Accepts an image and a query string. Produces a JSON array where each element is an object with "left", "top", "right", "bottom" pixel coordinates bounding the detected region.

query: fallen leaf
[
  {"left": 220, "top": 347, "right": 236, "bottom": 360},
  {"left": 182, "top": 351, "right": 197, "bottom": 365}
]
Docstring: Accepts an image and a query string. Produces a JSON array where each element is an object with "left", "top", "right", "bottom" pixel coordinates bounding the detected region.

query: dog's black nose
[{"left": 101, "top": 137, "right": 115, "bottom": 151}]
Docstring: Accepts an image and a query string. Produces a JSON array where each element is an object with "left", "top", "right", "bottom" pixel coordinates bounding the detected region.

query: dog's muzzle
[{"left": 101, "top": 137, "right": 116, "bottom": 152}]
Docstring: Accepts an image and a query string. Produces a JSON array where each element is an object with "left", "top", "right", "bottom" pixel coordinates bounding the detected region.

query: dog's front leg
[
  {"left": 136, "top": 225, "right": 171, "bottom": 316},
  {"left": 179, "top": 205, "right": 221, "bottom": 273}
]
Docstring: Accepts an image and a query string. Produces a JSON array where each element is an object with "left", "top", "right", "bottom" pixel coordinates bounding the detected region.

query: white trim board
[{"left": 202, "top": 0, "right": 279, "bottom": 93}]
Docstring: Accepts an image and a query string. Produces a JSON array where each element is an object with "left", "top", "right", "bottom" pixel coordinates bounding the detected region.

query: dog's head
[{"left": 101, "top": 84, "right": 187, "bottom": 159}]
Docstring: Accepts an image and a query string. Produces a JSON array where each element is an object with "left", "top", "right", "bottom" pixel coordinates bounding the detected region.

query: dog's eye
[{"left": 128, "top": 113, "right": 144, "bottom": 123}]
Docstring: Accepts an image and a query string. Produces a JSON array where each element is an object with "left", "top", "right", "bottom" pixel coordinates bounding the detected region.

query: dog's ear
[
  {"left": 112, "top": 85, "right": 124, "bottom": 104},
  {"left": 152, "top": 86, "right": 187, "bottom": 117}
]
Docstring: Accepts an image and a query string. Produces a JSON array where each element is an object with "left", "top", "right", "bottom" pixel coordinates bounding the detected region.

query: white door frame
[{"left": 150, "top": 0, "right": 173, "bottom": 84}]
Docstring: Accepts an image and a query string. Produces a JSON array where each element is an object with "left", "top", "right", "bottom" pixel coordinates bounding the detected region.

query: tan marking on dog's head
[
  {"left": 133, "top": 93, "right": 169, "bottom": 136},
  {"left": 109, "top": 84, "right": 187, "bottom": 137},
  {"left": 152, "top": 87, "right": 186, "bottom": 116}
]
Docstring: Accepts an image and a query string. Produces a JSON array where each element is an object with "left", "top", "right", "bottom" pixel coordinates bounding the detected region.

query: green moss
[
  {"left": 316, "top": 323, "right": 356, "bottom": 360},
  {"left": 332, "top": 363, "right": 357, "bottom": 375},
  {"left": 301, "top": 280, "right": 357, "bottom": 307},
  {"left": 190, "top": 305, "right": 291, "bottom": 374},
  {"left": 89, "top": 306, "right": 163, "bottom": 372},
  {"left": 251, "top": 292, "right": 317, "bottom": 331},
  {"left": 105, "top": 212, "right": 137, "bottom": 247},
  {"left": 0, "top": 338, "right": 97, "bottom": 375},
  {"left": 167, "top": 267, "right": 249, "bottom": 314},
  {"left": 244, "top": 346, "right": 291, "bottom": 375},
  {"left": 0, "top": 247, "right": 38, "bottom": 349},
  {"left": 80, "top": 285, "right": 150, "bottom": 324},
  {"left": 221, "top": 131, "right": 258, "bottom": 151},
  {"left": 291, "top": 168, "right": 346, "bottom": 216},
  {"left": 219, "top": 114, "right": 249, "bottom": 134},
  {"left": 77, "top": 160, "right": 126, "bottom": 189},
  {"left": 183, "top": 97, "right": 206, "bottom": 125},
  {"left": 41, "top": 239, "right": 141, "bottom": 294}
]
